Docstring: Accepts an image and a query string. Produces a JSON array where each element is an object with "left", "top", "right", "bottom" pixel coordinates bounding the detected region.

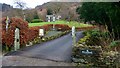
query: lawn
[{"left": 29, "top": 20, "right": 92, "bottom": 28}]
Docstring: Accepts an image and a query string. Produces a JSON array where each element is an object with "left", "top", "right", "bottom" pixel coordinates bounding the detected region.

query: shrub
[
  {"left": 41, "top": 24, "right": 52, "bottom": 31},
  {"left": 39, "top": 24, "right": 71, "bottom": 31},
  {"left": 76, "top": 26, "right": 97, "bottom": 31},
  {"left": 55, "top": 24, "right": 71, "bottom": 31},
  {"left": 31, "top": 19, "right": 43, "bottom": 23},
  {"left": 110, "top": 40, "right": 120, "bottom": 51},
  {"left": 73, "top": 28, "right": 120, "bottom": 67},
  {"left": 77, "top": 29, "right": 112, "bottom": 50},
  {"left": 28, "top": 26, "right": 40, "bottom": 41}
]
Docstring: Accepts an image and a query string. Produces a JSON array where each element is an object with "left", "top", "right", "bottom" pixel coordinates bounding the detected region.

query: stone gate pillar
[
  {"left": 14, "top": 28, "right": 20, "bottom": 51},
  {"left": 72, "top": 26, "right": 76, "bottom": 46}
]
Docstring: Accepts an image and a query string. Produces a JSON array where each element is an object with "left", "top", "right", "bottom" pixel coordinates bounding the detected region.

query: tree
[
  {"left": 47, "top": 9, "right": 53, "bottom": 15},
  {"left": 14, "top": 0, "right": 27, "bottom": 20},
  {"left": 25, "top": 9, "right": 35, "bottom": 22},
  {"left": 52, "top": 3, "right": 62, "bottom": 14},
  {"left": 76, "top": 2, "right": 120, "bottom": 39},
  {"left": 33, "top": 11, "right": 39, "bottom": 19}
]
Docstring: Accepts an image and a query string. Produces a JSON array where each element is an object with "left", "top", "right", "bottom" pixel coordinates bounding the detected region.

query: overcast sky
[
  {"left": 0, "top": 0, "right": 51, "bottom": 8},
  {"left": 0, "top": 0, "right": 119, "bottom": 8}
]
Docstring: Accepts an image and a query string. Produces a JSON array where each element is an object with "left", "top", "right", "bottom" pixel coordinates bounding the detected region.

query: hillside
[
  {"left": 0, "top": 3, "right": 13, "bottom": 12},
  {"left": 35, "top": 2, "right": 82, "bottom": 21},
  {"left": 1, "top": 2, "right": 82, "bottom": 22}
]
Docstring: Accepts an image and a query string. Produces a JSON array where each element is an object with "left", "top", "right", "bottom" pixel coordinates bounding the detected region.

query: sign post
[
  {"left": 14, "top": 28, "right": 20, "bottom": 51},
  {"left": 72, "top": 26, "right": 76, "bottom": 46}
]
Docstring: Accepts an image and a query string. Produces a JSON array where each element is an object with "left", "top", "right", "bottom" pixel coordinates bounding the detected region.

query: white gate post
[
  {"left": 72, "top": 26, "right": 76, "bottom": 46},
  {"left": 14, "top": 28, "right": 20, "bottom": 51},
  {"left": 52, "top": 14, "right": 56, "bottom": 30}
]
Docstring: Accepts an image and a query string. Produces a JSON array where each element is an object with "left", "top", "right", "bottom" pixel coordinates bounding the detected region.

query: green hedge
[{"left": 31, "top": 19, "right": 43, "bottom": 23}]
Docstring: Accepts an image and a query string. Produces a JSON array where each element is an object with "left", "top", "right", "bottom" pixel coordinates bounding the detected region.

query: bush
[
  {"left": 76, "top": 26, "right": 97, "bottom": 31},
  {"left": 73, "top": 29, "right": 120, "bottom": 67},
  {"left": 110, "top": 40, "right": 120, "bottom": 51},
  {"left": 81, "top": 29, "right": 112, "bottom": 47},
  {"left": 39, "top": 24, "right": 71, "bottom": 31},
  {"left": 31, "top": 19, "right": 43, "bottom": 23},
  {"left": 32, "top": 30, "right": 70, "bottom": 44},
  {"left": 55, "top": 24, "right": 71, "bottom": 31},
  {"left": 28, "top": 26, "right": 40, "bottom": 41},
  {"left": 72, "top": 45, "right": 102, "bottom": 65}
]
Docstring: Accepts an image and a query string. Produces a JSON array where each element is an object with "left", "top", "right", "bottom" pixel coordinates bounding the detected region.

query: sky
[
  {"left": 0, "top": 0, "right": 51, "bottom": 8},
  {"left": 0, "top": 0, "right": 119, "bottom": 8}
]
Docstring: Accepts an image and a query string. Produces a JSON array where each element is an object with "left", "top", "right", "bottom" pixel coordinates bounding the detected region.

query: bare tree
[{"left": 14, "top": 0, "right": 26, "bottom": 20}]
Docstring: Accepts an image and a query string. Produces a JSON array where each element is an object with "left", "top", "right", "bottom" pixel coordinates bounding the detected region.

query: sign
[
  {"left": 14, "top": 28, "right": 20, "bottom": 51},
  {"left": 81, "top": 50, "right": 93, "bottom": 55},
  {"left": 79, "top": 49, "right": 100, "bottom": 56},
  {"left": 39, "top": 29, "right": 44, "bottom": 36}
]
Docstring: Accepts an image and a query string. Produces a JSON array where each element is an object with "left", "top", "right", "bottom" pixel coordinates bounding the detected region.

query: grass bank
[{"left": 29, "top": 20, "right": 92, "bottom": 28}]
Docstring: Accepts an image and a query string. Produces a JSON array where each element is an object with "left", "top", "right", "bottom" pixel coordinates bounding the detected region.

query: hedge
[
  {"left": 31, "top": 19, "right": 43, "bottom": 23},
  {"left": 1, "top": 17, "right": 29, "bottom": 47}
]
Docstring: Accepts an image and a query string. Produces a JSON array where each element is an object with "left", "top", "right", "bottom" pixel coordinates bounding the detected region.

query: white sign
[
  {"left": 39, "top": 29, "right": 44, "bottom": 36},
  {"left": 81, "top": 50, "right": 93, "bottom": 55}
]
